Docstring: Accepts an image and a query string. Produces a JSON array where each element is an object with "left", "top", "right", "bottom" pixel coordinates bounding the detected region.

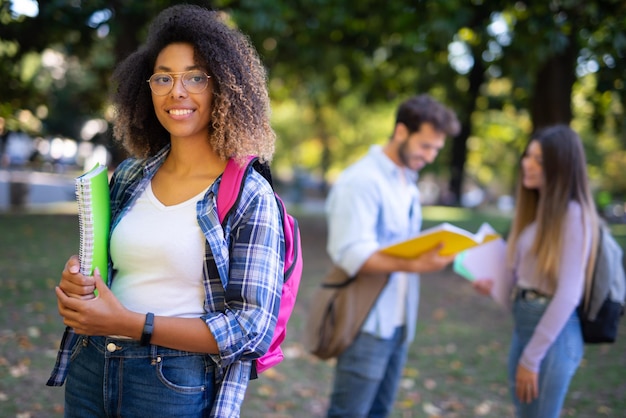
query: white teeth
[{"left": 169, "top": 109, "right": 193, "bottom": 116}]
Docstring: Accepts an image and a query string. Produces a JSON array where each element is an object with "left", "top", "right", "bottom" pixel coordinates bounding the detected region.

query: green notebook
[{"left": 75, "top": 163, "right": 110, "bottom": 282}]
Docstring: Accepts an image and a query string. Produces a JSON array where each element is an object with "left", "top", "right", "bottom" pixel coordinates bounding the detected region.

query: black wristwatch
[{"left": 140, "top": 312, "right": 155, "bottom": 346}]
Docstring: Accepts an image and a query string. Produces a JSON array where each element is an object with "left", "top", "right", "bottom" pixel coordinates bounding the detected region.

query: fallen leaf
[
  {"left": 422, "top": 402, "right": 442, "bottom": 416},
  {"left": 432, "top": 308, "right": 447, "bottom": 321},
  {"left": 449, "top": 360, "right": 463, "bottom": 370},
  {"left": 474, "top": 400, "right": 492, "bottom": 415},
  {"left": 424, "top": 378, "right": 437, "bottom": 390},
  {"left": 400, "top": 377, "right": 415, "bottom": 390},
  {"left": 27, "top": 326, "right": 40, "bottom": 338},
  {"left": 404, "top": 366, "right": 419, "bottom": 378},
  {"left": 10, "top": 363, "right": 29, "bottom": 378},
  {"left": 256, "top": 384, "right": 276, "bottom": 397}
]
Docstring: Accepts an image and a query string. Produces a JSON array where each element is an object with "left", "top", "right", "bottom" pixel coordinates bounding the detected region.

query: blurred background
[
  {"left": 0, "top": 0, "right": 625, "bottom": 218},
  {"left": 2, "top": 2, "right": 626, "bottom": 416}
]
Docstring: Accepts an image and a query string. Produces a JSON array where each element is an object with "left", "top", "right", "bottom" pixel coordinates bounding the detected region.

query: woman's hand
[
  {"left": 59, "top": 255, "right": 96, "bottom": 300},
  {"left": 515, "top": 363, "right": 539, "bottom": 403},
  {"left": 55, "top": 270, "right": 135, "bottom": 337},
  {"left": 472, "top": 278, "right": 494, "bottom": 296}
]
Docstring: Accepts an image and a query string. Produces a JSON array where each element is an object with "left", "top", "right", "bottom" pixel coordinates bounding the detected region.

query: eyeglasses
[{"left": 146, "top": 71, "right": 211, "bottom": 96}]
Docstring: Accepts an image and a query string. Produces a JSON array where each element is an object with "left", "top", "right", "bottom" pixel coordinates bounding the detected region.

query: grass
[{"left": 0, "top": 209, "right": 625, "bottom": 417}]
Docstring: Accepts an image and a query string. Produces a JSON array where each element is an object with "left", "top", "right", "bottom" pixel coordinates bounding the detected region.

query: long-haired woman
[{"left": 474, "top": 124, "right": 598, "bottom": 417}]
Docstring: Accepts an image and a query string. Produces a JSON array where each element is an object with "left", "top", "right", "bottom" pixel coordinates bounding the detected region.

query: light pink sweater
[{"left": 509, "top": 201, "right": 592, "bottom": 372}]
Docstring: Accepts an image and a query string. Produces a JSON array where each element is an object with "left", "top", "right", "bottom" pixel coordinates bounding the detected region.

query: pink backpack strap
[{"left": 217, "top": 156, "right": 256, "bottom": 223}]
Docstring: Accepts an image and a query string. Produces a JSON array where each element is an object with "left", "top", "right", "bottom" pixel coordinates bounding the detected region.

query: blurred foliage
[{"left": 0, "top": 0, "right": 625, "bottom": 205}]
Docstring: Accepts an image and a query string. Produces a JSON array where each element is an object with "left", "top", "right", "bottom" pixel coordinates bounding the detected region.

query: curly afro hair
[{"left": 110, "top": 4, "right": 275, "bottom": 164}]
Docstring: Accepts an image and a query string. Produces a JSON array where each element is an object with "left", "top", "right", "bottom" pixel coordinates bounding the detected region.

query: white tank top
[{"left": 110, "top": 182, "right": 207, "bottom": 317}]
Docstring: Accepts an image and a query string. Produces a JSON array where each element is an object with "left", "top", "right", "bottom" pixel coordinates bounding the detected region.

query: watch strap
[{"left": 140, "top": 312, "right": 154, "bottom": 346}]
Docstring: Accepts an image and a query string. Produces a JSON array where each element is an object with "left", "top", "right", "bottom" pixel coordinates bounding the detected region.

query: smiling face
[
  {"left": 151, "top": 42, "right": 213, "bottom": 142},
  {"left": 396, "top": 122, "right": 446, "bottom": 172},
  {"left": 521, "top": 140, "right": 545, "bottom": 190}
]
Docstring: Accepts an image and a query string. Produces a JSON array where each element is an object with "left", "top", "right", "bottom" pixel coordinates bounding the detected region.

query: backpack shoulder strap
[
  {"left": 215, "top": 155, "right": 271, "bottom": 381},
  {"left": 217, "top": 156, "right": 257, "bottom": 224}
]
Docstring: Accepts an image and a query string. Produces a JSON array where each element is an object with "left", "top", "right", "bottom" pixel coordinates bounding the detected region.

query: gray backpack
[{"left": 578, "top": 226, "right": 626, "bottom": 343}]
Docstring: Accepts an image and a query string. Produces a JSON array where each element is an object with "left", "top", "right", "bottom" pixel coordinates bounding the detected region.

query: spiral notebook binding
[{"left": 75, "top": 179, "right": 95, "bottom": 276}]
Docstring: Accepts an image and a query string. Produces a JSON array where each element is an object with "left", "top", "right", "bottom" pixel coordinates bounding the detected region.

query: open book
[
  {"left": 75, "top": 163, "right": 110, "bottom": 282},
  {"left": 380, "top": 222, "right": 500, "bottom": 258}
]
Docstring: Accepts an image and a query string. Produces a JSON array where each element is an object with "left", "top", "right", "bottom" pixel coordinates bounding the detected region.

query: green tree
[
  {"left": 220, "top": 0, "right": 625, "bottom": 203},
  {"left": 2, "top": 0, "right": 625, "bottom": 203}
]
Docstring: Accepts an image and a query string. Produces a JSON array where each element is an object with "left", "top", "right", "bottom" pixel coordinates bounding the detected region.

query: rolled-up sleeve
[{"left": 200, "top": 173, "right": 284, "bottom": 367}]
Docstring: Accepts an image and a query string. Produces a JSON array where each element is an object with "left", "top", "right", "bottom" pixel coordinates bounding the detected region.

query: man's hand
[{"left": 413, "top": 245, "right": 454, "bottom": 273}]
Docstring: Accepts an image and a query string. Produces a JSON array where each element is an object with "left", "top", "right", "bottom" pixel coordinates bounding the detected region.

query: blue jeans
[
  {"left": 327, "top": 326, "right": 408, "bottom": 418},
  {"left": 64, "top": 336, "right": 216, "bottom": 418},
  {"left": 508, "top": 296, "right": 584, "bottom": 418}
]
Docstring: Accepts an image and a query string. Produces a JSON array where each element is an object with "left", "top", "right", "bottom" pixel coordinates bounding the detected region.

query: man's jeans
[
  {"left": 64, "top": 336, "right": 216, "bottom": 418},
  {"left": 509, "top": 296, "right": 584, "bottom": 418},
  {"left": 327, "top": 326, "right": 408, "bottom": 418}
]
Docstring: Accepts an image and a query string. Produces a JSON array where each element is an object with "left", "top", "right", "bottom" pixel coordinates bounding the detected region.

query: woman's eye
[
  {"left": 154, "top": 75, "right": 172, "bottom": 85},
  {"left": 186, "top": 73, "right": 205, "bottom": 84}
]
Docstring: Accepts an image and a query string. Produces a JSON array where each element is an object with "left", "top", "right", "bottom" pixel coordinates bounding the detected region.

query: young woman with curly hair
[
  {"left": 47, "top": 5, "right": 284, "bottom": 417},
  {"left": 473, "top": 124, "right": 599, "bottom": 417}
]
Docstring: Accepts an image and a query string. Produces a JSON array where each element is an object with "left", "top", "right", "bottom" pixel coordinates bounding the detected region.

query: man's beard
[{"left": 398, "top": 139, "right": 421, "bottom": 171}]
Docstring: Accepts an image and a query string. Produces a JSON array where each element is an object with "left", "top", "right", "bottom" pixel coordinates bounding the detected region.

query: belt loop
[
  {"left": 149, "top": 343, "right": 161, "bottom": 365},
  {"left": 511, "top": 286, "right": 520, "bottom": 302}
]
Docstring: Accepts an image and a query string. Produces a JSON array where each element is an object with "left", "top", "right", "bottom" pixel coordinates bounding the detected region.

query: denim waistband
[{"left": 84, "top": 335, "right": 212, "bottom": 361}]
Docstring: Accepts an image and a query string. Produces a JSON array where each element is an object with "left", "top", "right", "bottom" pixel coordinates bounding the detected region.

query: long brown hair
[{"left": 507, "top": 125, "right": 599, "bottom": 291}]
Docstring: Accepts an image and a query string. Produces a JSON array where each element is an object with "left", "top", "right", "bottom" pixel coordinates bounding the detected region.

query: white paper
[
  {"left": 454, "top": 237, "right": 511, "bottom": 308},
  {"left": 474, "top": 222, "right": 498, "bottom": 242}
]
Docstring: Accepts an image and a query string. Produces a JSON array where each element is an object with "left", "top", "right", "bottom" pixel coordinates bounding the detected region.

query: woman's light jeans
[
  {"left": 64, "top": 335, "right": 216, "bottom": 418},
  {"left": 508, "top": 295, "right": 584, "bottom": 418}
]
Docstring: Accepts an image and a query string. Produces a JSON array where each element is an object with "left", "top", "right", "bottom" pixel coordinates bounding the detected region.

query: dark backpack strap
[
  {"left": 249, "top": 361, "right": 258, "bottom": 380},
  {"left": 252, "top": 159, "right": 273, "bottom": 189}
]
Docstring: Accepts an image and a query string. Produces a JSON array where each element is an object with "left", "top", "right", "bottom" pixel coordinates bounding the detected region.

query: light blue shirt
[{"left": 325, "top": 145, "right": 422, "bottom": 342}]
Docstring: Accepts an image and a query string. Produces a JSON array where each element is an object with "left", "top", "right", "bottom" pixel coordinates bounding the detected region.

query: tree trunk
[
  {"left": 530, "top": 33, "right": 578, "bottom": 129},
  {"left": 314, "top": 100, "right": 331, "bottom": 195},
  {"left": 448, "top": 49, "right": 486, "bottom": 206}
]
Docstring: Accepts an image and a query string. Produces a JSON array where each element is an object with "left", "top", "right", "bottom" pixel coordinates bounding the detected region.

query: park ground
[{"left": 0, "top": 208, "right": 625, "bottom": 417}]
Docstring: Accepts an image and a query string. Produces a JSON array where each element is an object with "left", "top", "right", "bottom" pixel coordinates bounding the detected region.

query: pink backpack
[{"left": 217, "top": 156, "right": 303, "bottom": 377}]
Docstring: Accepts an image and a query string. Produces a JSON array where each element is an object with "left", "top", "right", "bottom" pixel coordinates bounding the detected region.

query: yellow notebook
[
  {"left": 75, "top": 163, "right": 110, "bottom": 281},
  {"left": 381, "top": 222, "right": 500, "bottom": 258}
]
